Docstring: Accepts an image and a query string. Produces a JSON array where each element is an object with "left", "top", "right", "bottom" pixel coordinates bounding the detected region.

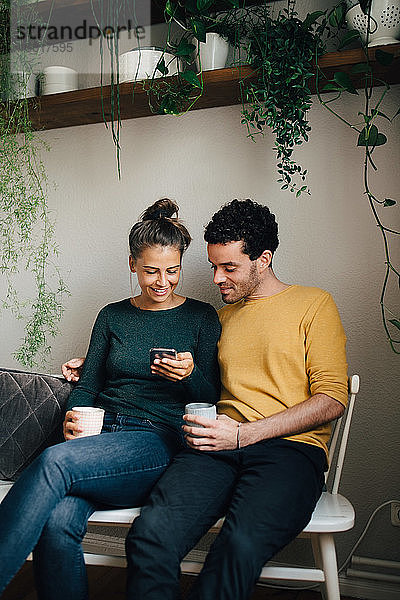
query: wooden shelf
[{"left": 26, "top": 43, "right": 400, "bottom": 132}]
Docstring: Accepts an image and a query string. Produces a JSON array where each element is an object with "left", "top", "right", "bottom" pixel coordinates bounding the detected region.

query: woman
[{"left": 0, "top": 199, "right": 221, "bottom": 600}]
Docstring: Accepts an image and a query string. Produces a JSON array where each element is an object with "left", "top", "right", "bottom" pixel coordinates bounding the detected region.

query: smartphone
[{"left": 150, "top": 348, "right": 178, "bottom": 366}]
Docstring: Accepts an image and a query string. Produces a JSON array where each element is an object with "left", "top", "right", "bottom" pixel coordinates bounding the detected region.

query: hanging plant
[
  {"left": 0, "top": 0, "right": 69, "bottom": 367},
  {"left": 235, "top": 4, "right": 326, "bottom": 196}
]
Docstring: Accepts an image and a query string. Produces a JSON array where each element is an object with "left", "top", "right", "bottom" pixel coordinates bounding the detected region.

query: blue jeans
[
  {"left": 0, "top": 413, "right": 183, "bottom": 600},
  {"left": 126, "top": 438, "right": 326, "bottom": 600}
]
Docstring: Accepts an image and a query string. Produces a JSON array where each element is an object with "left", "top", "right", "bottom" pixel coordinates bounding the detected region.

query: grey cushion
[{"left": 0, "top": 369, "right": 73, "bottom": 480}]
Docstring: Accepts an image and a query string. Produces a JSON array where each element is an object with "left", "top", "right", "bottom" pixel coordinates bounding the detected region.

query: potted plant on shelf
[{"left": 193, "top": 9, "right": 246, "bottom": 71}]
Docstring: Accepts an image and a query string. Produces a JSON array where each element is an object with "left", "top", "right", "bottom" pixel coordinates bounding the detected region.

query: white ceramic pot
[
  {"left": 119, "top": 47, "right": 178, "bottom": 82},
  {"left": 346, "top": 0, "right": 400, "bottom": 46},
  {"left": 41, "top": 66, "right": 78, "bottom": 94},
  {"left": 197, "top": 33, "right": 229, "bottom": 71}
]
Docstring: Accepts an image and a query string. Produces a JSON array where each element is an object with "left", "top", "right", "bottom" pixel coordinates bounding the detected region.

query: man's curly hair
[{"left": 204, "top": 199, "right": 279, "bottom": 261}]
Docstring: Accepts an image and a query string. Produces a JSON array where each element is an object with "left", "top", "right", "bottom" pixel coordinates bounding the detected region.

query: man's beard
[{"left": 220, "top": 262, "right": 261, "bottom": 304}]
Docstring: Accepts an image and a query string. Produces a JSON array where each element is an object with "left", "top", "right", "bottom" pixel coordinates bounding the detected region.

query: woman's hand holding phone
[{"left": 151, "top": 352, "right": 194, "bottom": 382}]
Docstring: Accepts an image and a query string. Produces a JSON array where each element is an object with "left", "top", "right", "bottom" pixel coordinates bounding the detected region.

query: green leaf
[
  {"left": 389, "top": 319, "right": 400, "bottom": 331},
  {"left": 375, "top": 110, "right": 391, "bottom": 121},
  {"left": 322, "top": 82, "right": 342, "bottom": 92},
  {"left": 175, "top": 39, "right": 195, "bottom": 57},
  {"left": 375, "top": 133, "right": 387, "bottom": 146},
  {"left": 383, "top": 198, "right": 396, "bottom": 207},
  {"left": 225, "top": 0, "right": 240, "bottom": 7},
  {"left": 180, "top": 70, "right": 202, "bottom": 88},
  {"left": 156, "top": 58, "right": 168, "bottom": 75},
  {"left": 392, "top": 107, "right": 400, "bottom": 120},
  {"left": 197, "top": 0, "right": 214, "bottom": 12},
  {"left": 338, "top": 30, "right": 361, "bottom": 49},
  {"left": 329, "top": 4, "right": 345, "bottom": 28},
  {"left": 191, "top": 18, "right": 206, "bottom": 42},
  {"left": 357, "top": 125, "right": 387, "bottom": 147},
  {"left": 350, "top": 62, "right": 371, "bottom": 74},
  {"left": 375, "top": 49, "right": 394, "bottom": 66},
  {"left": 334, "top": 71, "right": 358, "bottom": 94},
  {"left": 303, "top": 10, "right": 325, "bottom": 29},
  {"left": 185, "top": 0, "right": 199, "bottom": 14},
  {"left": 165, "top": 0, "right": 176, "bottom": 18}
]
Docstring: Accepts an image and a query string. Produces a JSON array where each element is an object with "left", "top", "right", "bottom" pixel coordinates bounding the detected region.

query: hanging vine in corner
[
  {"left": 315, "top": 0, "right": 400, "bottom": 353},
  {"left": 0, "top": 0, "right": 69, "bottom": 367}
]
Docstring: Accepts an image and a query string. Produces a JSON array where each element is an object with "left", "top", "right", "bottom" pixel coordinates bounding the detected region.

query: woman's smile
[{"left": 130, "top": 245, "right": 183, "bottom": 310}]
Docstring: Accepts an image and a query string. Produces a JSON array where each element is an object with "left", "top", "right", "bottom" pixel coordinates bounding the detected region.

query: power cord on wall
[{"left": 257, "top": 499, "right": 400, "bottom": 593}]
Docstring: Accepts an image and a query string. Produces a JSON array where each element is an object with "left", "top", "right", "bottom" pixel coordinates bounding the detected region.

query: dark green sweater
[{"left": 66, "top": 298, "right": 221, "bottom": 431}]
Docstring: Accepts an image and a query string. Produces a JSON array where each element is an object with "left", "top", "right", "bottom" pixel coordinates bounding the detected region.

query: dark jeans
[
  {"left": 0, "top": 413, "right": 183, "bottom": 600},
  {"left": 126, "top": 438, "right": 326, "bottom": 600}
]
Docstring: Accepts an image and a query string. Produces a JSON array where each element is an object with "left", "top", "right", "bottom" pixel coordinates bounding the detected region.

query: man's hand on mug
[
  {"left": 151, "top": 352, "right": 194, "bottom": 382},
  {"left": 62, "top": 357, "right": 85, "bottom": 382},
  {"left": 63, "top": 410, "right": 83, "bottom": 440},
  {"left": 183, "top": 414, "right": 239, "bottom": 451}
]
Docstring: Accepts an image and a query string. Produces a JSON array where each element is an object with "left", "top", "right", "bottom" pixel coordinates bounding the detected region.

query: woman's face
[{"left": 130, "top": 245, "right": 182, "bottom": 308}]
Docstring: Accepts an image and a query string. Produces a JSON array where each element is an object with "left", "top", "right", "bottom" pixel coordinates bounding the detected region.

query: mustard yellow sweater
[{"left": 217, "top": 285, "right": 348, "bottom": 455}]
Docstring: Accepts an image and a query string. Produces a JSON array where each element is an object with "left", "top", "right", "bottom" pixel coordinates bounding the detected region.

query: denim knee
[
  {"left": 34, "top": 442, "right": 79, "bottom": 484},
  {"left": 36, "top": 443, "right": 70, "bottom": 470},
  {"left": 39, "top": 498, "right": 88, "bottom": 547}
]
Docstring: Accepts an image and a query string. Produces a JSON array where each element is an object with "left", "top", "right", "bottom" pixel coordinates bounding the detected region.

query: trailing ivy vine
[
  {"left": 315, "top": 0, "right": 400, "bottom": 353},
  {"left": 0, "top": 0, "right": 69, "bottom": 366}
]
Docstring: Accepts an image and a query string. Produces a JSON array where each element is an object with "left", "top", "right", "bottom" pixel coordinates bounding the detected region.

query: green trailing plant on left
[{"left": 0, "top": 0, "right": 69, "bottom": 367}]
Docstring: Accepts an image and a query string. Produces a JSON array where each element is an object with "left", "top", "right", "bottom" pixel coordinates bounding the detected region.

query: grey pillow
[{"left": 0, "top": 369, "right": 73, "bottom": 480}]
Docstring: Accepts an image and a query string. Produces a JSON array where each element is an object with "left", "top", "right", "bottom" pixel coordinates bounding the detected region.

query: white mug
[
  {"left": 185, "top": 403, "right": 217, "bottom": 437},
  {"left": 71, "top": 406, "right": 105, "bottom": 438}
]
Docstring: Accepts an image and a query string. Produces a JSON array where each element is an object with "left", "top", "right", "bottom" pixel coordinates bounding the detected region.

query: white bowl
[
  {"left": 119, "top": 47, "right": 178, "bottom": 82},
  {"left": 41, "top": 66, "right": 78, "bottom": 94},
  {"left": 346, "top": 1, "right": 400, "bottom": 46}
]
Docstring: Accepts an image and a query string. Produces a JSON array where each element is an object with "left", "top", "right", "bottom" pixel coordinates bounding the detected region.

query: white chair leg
[
  {"left": 311, "top": 534, "right": 327, "bottom": 600},
  {"left": 319, "top": 533, "right": 341, "bottom": 600}
]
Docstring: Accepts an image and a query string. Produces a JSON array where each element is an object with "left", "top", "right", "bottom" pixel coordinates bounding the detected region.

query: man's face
[{"left": 207, "top": 242, "right": 261, "bottom": 304}]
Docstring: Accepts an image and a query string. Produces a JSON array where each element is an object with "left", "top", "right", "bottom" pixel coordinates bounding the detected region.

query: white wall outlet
[{"left": 391, "top": 502, "right": 400, "bottom": 526}]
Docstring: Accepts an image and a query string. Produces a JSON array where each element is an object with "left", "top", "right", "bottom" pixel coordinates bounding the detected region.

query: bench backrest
[{"left": 0, "top": 369, "right": 72, "bottom": 480}]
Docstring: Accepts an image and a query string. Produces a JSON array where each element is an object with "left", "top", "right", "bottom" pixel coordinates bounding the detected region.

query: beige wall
[{"left": 1, "top": 82, "right": 399, "bottom": 575}]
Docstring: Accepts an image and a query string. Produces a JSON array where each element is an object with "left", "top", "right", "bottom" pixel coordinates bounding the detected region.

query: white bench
[{"left": 0, "top": 375, "right": 359, "bottom": 600}]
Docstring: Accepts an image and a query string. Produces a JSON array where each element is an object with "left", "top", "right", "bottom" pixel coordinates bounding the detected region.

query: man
[
  {"left": 63, "top": 199, "right": 347, "bottom": 600},
  {"left": 123, "top": 199, "right": 348, "bottom": 600}
]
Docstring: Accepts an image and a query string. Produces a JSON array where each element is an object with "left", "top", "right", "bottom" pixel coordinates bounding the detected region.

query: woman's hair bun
[
  {"left": 129, "top": 198, "right": 191, "bottom": 259},
  {"left": 141, "top": 198, "right": 178, "bottom": 221}
]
